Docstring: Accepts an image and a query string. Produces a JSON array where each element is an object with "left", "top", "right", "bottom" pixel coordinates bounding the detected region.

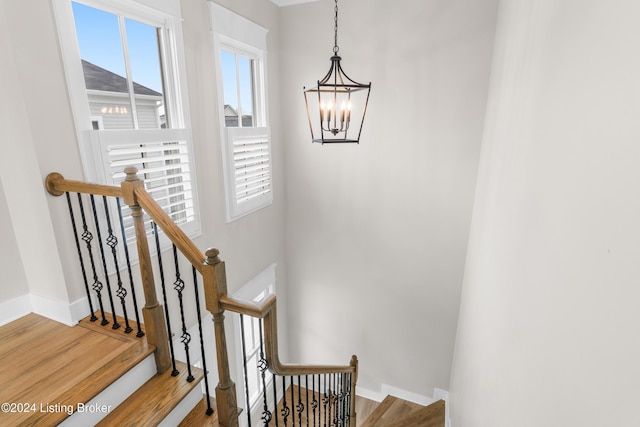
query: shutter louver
[
  {"left": 233, "top": 137, "right": 271, "bottom": 203},
  {"left": 223, "top": 127, "right": 272, "bottom": 221},
  {"left": 106, "top": 139, "right": 196, "bottom": 243}
]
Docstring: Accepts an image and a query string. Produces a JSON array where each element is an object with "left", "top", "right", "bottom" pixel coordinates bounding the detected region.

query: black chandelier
[{"left": 303, "top": 0, "right": 371, "bottom": 144}]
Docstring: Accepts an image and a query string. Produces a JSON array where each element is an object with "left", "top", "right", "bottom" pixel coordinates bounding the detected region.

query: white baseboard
[
  {"left": 0, "top": 294, "right": 32, "bottom": 326},
  {"left": 433, "top": 388, "right": 451, "bottom": 427},
  {"left": 0, "top": 293, "right": 91, "bottom": 327},
  {"left": 357, "top": 384, "right": 449, "bottom": 408},
  {"left": 30, "top": 293, "right": 75, "bottom": 326},
  {"left": 69, "top": 296, "right": 93, "bottom": 324}
]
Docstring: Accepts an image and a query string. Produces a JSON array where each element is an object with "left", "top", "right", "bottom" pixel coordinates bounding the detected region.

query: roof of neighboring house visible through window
[{"left": 81, "top": 60, "right": 162, "bottom": 97}]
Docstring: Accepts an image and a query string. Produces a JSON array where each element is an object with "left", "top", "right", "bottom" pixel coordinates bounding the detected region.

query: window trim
[
  {"left": 53, "top": 0, "right": 201, "bottom": 244},
  {"left": 209, "top": 3, "right": 272, "bottom": 222}
]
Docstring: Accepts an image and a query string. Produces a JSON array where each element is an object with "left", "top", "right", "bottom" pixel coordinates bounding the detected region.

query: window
[
  {"left": 54, "top": 0, "right": 199, "bottom": 240},
  {"left": 210, "top": 3, "right": 272, "bottom": 222},
  {"left": 231, "top": 264, "right": 277, "bottom": 425}
]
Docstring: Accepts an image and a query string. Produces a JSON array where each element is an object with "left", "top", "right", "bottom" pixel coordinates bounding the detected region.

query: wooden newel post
[
  {"left": 203, "top": 248, "right": 238, "bottom": 427},
  {"left": 121, "top": 167, "right": 171, "bottom": 374},
  {"left": 350, "top": 355, "right": 358, "bottom": 426}
]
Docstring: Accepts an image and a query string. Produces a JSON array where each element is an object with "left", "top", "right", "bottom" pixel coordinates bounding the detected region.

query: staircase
[
  {"left": 0, "top": 313, "right": 445, "bottom": 426},
  {"left": 360, "top": 395, "right": 446, "bottom": 427},
  {"left": 6, "top": 168, "right": 447, "bottom": 427},
  {"left": 0, "top": 313, "right": 205, "bottom": 426}
]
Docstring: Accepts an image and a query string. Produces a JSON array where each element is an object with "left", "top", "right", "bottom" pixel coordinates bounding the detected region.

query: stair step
[
  {"left": 179, "top": 394, "right": 219, "bottom": 427},
  {"left": 360, "top": 395, "right": 424, "bottom": 427},
  {"left": 0, "top": 314, "right": 154, "bottom": 427},
  {"left": 77, "top": 312, "right": 146, "bottom": 342},
  {"left": 97, "top": 360, "right": 204, "bottom": 426},
  {"left": 385, "top": 399, "right": 446, "bottom": 427}
]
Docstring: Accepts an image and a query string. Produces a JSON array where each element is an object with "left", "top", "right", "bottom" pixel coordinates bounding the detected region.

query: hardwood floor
[
  {"left": 360, "top": 395, "right": 446, "bottom": 427},
  {"left": 98, "top": 360, "right": 203, "bottom": 426},
  {"left": 179, "top": 394, "right": 220, "bottom": 426},
  {"left": 0, "top": 313, "right": 153, "bottom": 426},
  {"left": 355, "top": 395, "right": 380, "bottom": 425}
]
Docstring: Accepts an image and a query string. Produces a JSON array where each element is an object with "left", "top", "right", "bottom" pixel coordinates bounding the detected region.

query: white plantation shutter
[
  {"left": 234, "top": 137, "right": 270, "bottom": 203},
  {"left": 93, "top": 129, "right": 199, "bottom": 244},
  {"left": 54, "top": 0, "right": 201, "bottom": 253},
  {"left": 223, "top": 127, "right": 272, "bottom": 220}
]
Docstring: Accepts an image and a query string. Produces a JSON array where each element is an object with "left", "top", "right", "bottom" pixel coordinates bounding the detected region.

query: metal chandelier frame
[{"left": 303, "top": 0, "right": 371, "bottom": 144}]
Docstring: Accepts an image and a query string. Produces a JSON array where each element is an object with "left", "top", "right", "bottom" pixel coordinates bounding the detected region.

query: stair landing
[
  {"left": 360, "top": 395, "right": 445, "bottom": 427},
  {"left": 0, "top": 313, "right": 153, "bottom": 426}
]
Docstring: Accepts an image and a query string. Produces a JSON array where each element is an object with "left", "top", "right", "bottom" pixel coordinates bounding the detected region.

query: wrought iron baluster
[
  {"left": 305, "top": 375, "right": 310, "bottom": 427},
  {"left": 102, "top": 196, "right": 132, "bottom": 333},
  {"left": 297, "top": 375, "right": 304, "bottom": 426},
  {"left": 282, "top": 376, "right": 290, "bottom": 426},
  {"left": 116, "top": 198, "right": 144, "bottom": 337},
  {"left": 239, "top": 315, "right": 252, "bottom": 427},
  {"left": 257, "top": 318, "right": 272, "bottom": 425},
  {"left": 331, "top": 374, "right": 337, "bottom": 427},
  {"left": 192, "top": 267, "right": 214, "bottom": 415},
  {"left": 273, "top": 373, "right": 279, "bottom": 427},
  {"left": 153, "top": 222, "right": 179, "bottom": 376},
  {"left": 77, "top": 193, "right": 107, "bottom": 325},
  {"left": 172, "top": 244, "right": 194, "bottom": 382},
  {"left": 291, "top": 376, "right": 296, "bottom": 427},
  {"left": 65, "top": 192, "right": 97, "bottom": 321},
  {"left": 311, "top": 375, "right": 318, "bottom": 427},
  {"left": 345, "top": 373, "right": 351, "bottom": 426},
  {"left": 90, "top": 194, "right": 120, "bottom": 329},
  {"left": 338, "top": 374, "right": 345, "bottom": 426},
  {"left": 323, "top": 374, "right": 329, "bottom": 427}
]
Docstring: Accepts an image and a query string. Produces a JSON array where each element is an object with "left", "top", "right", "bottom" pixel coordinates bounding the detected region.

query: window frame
[
  {"left": 53, "top": 0, "right": 201, "bottom": 244},
  {"left": 209, "top": 3, "right": 273, "bottom": 223}
]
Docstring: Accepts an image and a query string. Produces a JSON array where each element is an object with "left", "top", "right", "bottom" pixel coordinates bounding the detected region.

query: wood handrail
[
  {"left": 46, "top": 171, "right": 207, "bottom": 273},
  {"left": 219, "top": 294, "right": 277, "bottom": 318},
  {"left": 221, "top": 294, "right": 357, "bottom": 376},
  {"left": 133, "top": 187, "right": 206, "bottom": 272},
  {"left": 46, "top": 172, "right": 123, "bottom": 198},
  {"left": 45, "top": 168, "right": 358, "bottom": 426}
]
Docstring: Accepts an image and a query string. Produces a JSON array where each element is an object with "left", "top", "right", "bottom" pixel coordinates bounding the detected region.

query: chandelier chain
[{"left": 333, "top": 0, "right": 339, "bottom": 54}]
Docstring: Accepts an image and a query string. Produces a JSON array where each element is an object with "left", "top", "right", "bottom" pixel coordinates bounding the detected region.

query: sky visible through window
[
  {"left": 72, "top": 1, "right": 254, "bottom": 120},
  {"left": 72, "top": 1, "right": 163, "bottom": 94},
  {"left": 220, "top": 50, "right": 254, "bottom": 117}
]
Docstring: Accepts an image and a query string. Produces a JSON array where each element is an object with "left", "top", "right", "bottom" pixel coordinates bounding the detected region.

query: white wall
[
  {"left": 181, "top": 0, "right": 290, "bottom": 359},
  {"left": 0, "top": 0, "right": 72, "bottom": 323},
  {"left": 279, "top": 0, "right": 498, "bottom": 397},
  {"left": 0, "top": 0, "right": 288, "bottom": 339},
  {"left": 0, "top": 181, "right": 29, "bottom": 303},
  {"left": 450, "top": 1, "right": 640, "bottom": 425}
]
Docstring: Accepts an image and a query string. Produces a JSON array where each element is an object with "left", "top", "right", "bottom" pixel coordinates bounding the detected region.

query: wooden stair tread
[
  {"left": 179, "top": 394, "right": 219, "bottom": 427},
  {"left": 360, "top": 395, "right": 424, "bottom": 427},
  {"left": 97, "top": 360, "right": 204, "bottom": 426},
  {"left": 0, "top": 314, "right": 153, "bottom": 426},
  {"left": 77, "top": 311, "right": 146, "bottom": 342},
  {"left": 385, "top": 399, "right": 446, "bottom": 427}
]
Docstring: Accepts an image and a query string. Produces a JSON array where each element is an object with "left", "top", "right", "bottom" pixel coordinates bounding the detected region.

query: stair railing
[
  {"left": 46, "top": 167, "right": 224, "bottom": 418},
  {"left": 220, "top": 293, "right": 359, "bottom": 426},
  {"left": 46, "top": 167, "right": 358, "bottom": 427}
]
